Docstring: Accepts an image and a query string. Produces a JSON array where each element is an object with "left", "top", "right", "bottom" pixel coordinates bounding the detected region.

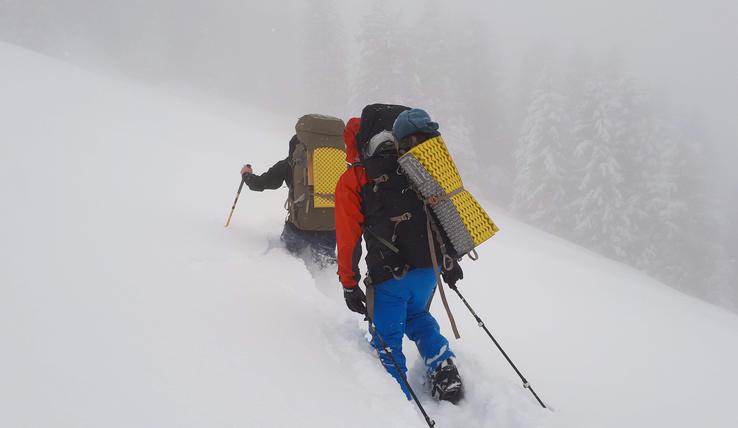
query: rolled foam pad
[{"left": 398, "top": 136, "right": 498, "bottom": 256}]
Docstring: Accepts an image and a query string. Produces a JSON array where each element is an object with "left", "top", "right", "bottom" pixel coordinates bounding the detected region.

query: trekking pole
[
  {"left": 224, "top": 165, "right": 250, "bottom": 228},
  {"left": 448, "top": 284, "right": 547, "bottom": 409},
  {"left": 366, "top": 316, "right": 436, "bottom": 427}
]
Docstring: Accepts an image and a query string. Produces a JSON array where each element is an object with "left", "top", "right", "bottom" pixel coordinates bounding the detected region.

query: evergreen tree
[
  {"left": 512, "top": 67, "right": 570, "bottom": 232},
  {"left": 629, "top": 112, "right": 686, "bottom": 279},
  {"left": 670, "top": 114, "right": 729, "bottom": 302},
  {"left": 351, "top": 0, "right": 421, "bottom": 108},
  {"left": 0, "top": 0, "right": 56, "bottom": 50},
  {"left": 706, "top": 244, "right": 738, "bottom": 311},
  {"left": 411, "top": 5, "right": 507, "bottom": 196},
  {"left": 414, "top": 0, "right": 454, "bottom": 113},
  {"left": 511, "top": 45, "right": 564, "bottom": 203},
  {"left": 569, "top": 73, "right": 633, "bottom": 258},
  {"left": 299, "top": 0, "right": 349, "bottom": 115},
  {"left": 412, "top": 2, "right": 484, "bottom": 182}
]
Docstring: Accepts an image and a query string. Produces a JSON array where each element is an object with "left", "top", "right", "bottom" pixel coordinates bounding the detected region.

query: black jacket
[{"left": 242, "top": 135, "right": 299, "bottom": 192}]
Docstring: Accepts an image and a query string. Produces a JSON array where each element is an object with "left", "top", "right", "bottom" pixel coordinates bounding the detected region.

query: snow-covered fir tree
[
  {"left": 668, "top": 114, "right": 732, "bottom": 304},
  {"left": 0, "top": 0, "right": 58, "bottom": 50},
  {"left": 413, "top": 0, "right": 454, "bottom": 113},
  {"left": 706, "top": 244, "right": 738, "bottom": 311},
  {"left": 299, "top": 0, "right": 348, "bottom": 115},
  {"left": 351, "top": 0, "right": 422, "bottom": 108},
  {"left": 569, "top": 72, "right": 633, "bottom": 258},
  {"left": 410, "top": 2, "right": 485, "bottom": 184},
  {"left": 508, "top": 53, "right": 736, "bottom": 311},
  {"left": 410, "top": 5, "right": 507, "bottom": 197},
  {"left": 628, "top": 111, "right": 686, "bottom": 279},
  {"left": 512, "top": 66, "right": 570, "bottom": 232}
]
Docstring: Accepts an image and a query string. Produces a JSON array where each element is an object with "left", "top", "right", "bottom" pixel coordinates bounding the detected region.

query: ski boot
[{"left": 429, "top": 358, "right": 464, "bottom": 404}]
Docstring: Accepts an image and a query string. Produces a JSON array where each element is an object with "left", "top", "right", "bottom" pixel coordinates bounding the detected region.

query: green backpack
[{"left": 287, "top": 114, "right": 346, "bottom": 231}]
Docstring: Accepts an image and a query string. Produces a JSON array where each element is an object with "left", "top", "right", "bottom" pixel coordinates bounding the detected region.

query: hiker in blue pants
[
  {"left": 335, "top": 107, "right": 464, "bottom": 403},
  {"left": 371, "top": 267, "right": 455, "bottom": 399}
]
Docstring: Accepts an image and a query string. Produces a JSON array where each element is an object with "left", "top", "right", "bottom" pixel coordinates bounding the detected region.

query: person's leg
[
  {"left": 308, "top": 231, "right": 337, "bottom": 268},
  {"left": 371, "top": 277, "right": 412, "bottom": 399},
  {"left": 280, "top": 222, "right": 308, "bottom": 256},
  {"left": 403, "top": 267, "right": 455, "bottom": 373}
]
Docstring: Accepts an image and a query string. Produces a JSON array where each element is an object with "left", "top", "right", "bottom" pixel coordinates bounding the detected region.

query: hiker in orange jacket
[{"left": 334, "top": 107, "right": 463, "bottom": 404}]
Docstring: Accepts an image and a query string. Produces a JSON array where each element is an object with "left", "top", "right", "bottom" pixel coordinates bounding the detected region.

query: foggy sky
[
  {"left": 1, "top": 0, "right": 734, "bottom": 210},
  {"left": 3, "top": 0, "right": 736, "bottom": 147}
]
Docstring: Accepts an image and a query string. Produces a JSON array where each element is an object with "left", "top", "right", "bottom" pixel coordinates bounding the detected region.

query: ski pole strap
[{"left": 425, "top": 206, "right": 460, "bottom": 339}]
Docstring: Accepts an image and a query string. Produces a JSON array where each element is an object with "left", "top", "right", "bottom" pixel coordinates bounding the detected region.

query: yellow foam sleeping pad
[
  {"left": 405, "top": 136, "right": 498, "bottom": 248},
  {"left": 312, "top": 147, "right": 346, "bottom": 208}
]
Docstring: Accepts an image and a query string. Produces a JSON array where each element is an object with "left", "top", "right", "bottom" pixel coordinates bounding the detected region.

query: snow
[{"left": 2, "top": 42, "right": 738, "bottom": 428}]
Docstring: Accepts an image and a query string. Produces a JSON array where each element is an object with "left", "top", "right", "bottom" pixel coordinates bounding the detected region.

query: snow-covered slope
[{"left": 1, "top": 42, "right": 737, "bottom": 428}]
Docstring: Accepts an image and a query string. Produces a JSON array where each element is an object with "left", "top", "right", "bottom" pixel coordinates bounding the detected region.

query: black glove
[
  {"left": 442, "top": 261, "right": 464, "bottom": 288},
  {"left": 343, "top": 286, "right": 366, "bottom": 315}
]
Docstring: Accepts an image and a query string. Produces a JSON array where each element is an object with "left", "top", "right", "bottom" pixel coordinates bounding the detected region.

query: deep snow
[{"left": 1, "top": 42, "right": 737, "bottom": 428}]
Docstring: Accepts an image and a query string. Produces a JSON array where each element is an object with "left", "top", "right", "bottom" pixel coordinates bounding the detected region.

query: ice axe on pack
[{"left": 224, "top": 164, "right": 250, "bottom": 227}]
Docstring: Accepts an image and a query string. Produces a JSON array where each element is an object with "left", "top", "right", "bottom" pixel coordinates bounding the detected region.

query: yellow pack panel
[
  {"left": 313, "top": 147, "right": 345, "bottom": 208},
  {"left": 407, "top": 136, "right": 463, "bottom": 193},
  {"left": 450, "top": 191, "right": 499, "bottom": 246}
]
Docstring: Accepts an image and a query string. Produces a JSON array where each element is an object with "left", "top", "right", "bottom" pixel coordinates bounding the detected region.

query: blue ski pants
[{"left": 370, "top": 267, "right": 455, "bottom": 399}]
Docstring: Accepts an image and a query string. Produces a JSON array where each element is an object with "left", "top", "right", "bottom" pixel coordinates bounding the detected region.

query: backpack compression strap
[{"left": 424, "top": 205, "right": 461, "bottom": 340}]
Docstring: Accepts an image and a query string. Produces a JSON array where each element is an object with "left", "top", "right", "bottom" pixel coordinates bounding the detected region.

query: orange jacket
[{"left": 335, "top": 118, "right": 367, "bottom": 288}]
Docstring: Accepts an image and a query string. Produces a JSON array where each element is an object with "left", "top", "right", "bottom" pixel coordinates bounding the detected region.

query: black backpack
[
  {"left": 356, "top": 104, "right": 411, "bottom": 157},
  {"left": 357, "top": 104, "right": 444, "bottom": 285}
]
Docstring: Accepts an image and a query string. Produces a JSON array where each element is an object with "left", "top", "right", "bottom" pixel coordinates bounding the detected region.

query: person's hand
[
  {"left": 343, "top": 286, "right": 366, "bottom": 315},
  {"left": 442, "top": 261, "right": 464, "bottom": 288},
  {"left": 240, "top": 164, "right": 253, "bottom": 175}
]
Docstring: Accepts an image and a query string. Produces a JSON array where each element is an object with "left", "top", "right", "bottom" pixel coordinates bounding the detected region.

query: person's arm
[
  {"left": 335, "top": 168, "right": 367, "bottom": 289},
  {"left": 241, "top": 159, "right": 289, "bottom": 192}
]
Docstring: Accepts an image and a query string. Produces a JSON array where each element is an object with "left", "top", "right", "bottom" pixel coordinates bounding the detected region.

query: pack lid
[
  {"left": 356, "top": 104, "right": 410, "bottom": 157},
  {"left": 295, "top": 114, "right": 345, "bottom": 136}
]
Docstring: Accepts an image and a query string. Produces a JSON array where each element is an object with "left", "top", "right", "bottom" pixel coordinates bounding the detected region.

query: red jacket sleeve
[{"left": 335, "top": 167, "right": 366, "bottom": 288}]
